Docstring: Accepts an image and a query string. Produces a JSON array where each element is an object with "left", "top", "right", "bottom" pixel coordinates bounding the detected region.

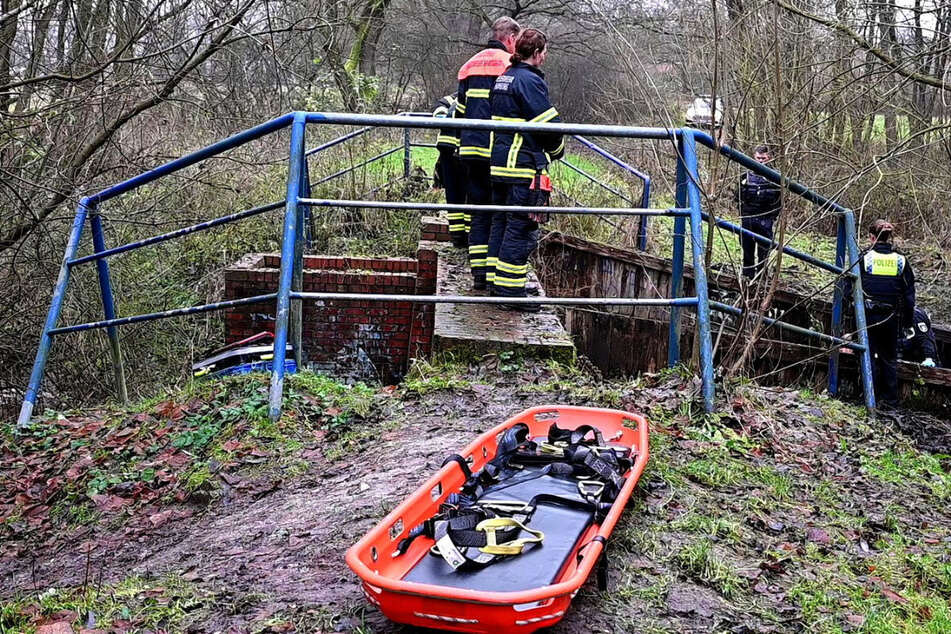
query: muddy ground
[{"left": 3, "top": 360, "right": 951, "bottom": 633}]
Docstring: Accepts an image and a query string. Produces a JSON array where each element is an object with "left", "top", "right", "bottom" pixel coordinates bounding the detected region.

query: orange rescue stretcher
[{"left": 345, "top": 405, "right": 650, "bottom": 633}]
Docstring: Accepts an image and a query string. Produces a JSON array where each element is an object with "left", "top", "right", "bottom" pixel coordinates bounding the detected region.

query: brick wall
[
  {"left": 420, "top": 216, "right": 451, "bottom": 243},
  {"left": 223, "top": 250, "right": 436, "bottom": 383}
]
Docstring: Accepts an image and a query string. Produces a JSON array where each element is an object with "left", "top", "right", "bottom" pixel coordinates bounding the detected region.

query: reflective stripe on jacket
[
  {"left": 456, "top": 41, "right": 510, "bottom": 161},
  {"left": 433, "top": 95, "right": 459, "bottom": 148},
  {"left": 489, "top": 61, "right": 565, "bottom": 183}
]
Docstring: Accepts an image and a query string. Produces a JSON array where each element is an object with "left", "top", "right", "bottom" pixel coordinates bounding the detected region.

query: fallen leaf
[
  {"left": 47, "top": 610, "right": 78, "bottom": 623},
  {"left": 882, "top": 588, "right": 908, "bottom": 604},
  {"left": 845, "top": 613, "right": 865, "bottom": 626},
  {"left": 148, "top": 510, "right": 175, "bottom": 528},
  {"left": 806, "top": 527, "right": 831, "bottom": 545},
  {"left": 36, "top": 622, "right": 73, "bottom": 634},
  {"left": 90, "top": 494, "right": 130, "bottom": 512},
  {"left": 139, "top": 587, "right": 166, "bottom": 598},
  {"left": 221, "top": 439, "right": 243, "bottom": 452},
  {"left": 154, "top": 401, "right": 185, "bottom": 421},
  {"left": 66, "top": 457, "right": 94, "bottom": 481}
]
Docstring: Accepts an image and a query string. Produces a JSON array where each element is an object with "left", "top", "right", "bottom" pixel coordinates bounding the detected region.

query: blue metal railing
[
  {"left": 570, "top": 135, "right": 651, "bottom": 250},
  {"left": 18, "top": 112, "right": 875, "bottom": 426}
]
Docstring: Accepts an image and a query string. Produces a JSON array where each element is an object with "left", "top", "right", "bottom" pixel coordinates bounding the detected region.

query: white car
[{"left": 685, "top": 95, "right": 724, "bottom": 128}]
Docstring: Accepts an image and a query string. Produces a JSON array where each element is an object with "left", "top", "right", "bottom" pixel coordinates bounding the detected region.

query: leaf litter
[{"left": 1, "top": 359, "right": 951, "bottom": 632}]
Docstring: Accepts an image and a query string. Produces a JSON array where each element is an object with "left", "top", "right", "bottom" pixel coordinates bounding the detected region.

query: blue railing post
[
  {"left": 302, "top": 159, "right": 314, "bottom": 250},
  {"left": 843, "top": 210, "right": 876, "bottom": 409},
  {"left": 291, "top": 184, "right": 306, "bottom": 369},
  {"left": 269, "top": 112, "right": 307, "bottom": 420},
  {"left": 638, "top": 178, "right": 651, "bottom": 251},
  {"left": 667, "top": 137, "right": 688, "bottom": 367},
  {"left": 681, "top": 130, "right": 716, "bottom": 412},
  {"left": 17, "top": 201, "right": 90, "bottom": 426},
  {"left": 828, "top": 215, "right": 847, "bottom": 395},
  {"left": 90, "top": 211, "right": 128, "bottom": 404},
  {"left": 403, "top": 126, "right": 411, "bottom": 179}
]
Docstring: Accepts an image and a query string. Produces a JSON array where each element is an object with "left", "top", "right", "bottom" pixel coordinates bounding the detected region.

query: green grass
[
  {"left": 0, "top": 575, "right": 210, "bottom": 634},
  {"left": 675, "top": 538, "right": 746, "bottom": 598},
  {"left": 402, "top": 357, "right": 472, "bottom": 395},
  {"left": 672, "top": 510, "right": 744, "bottom": 543},
  {"left": 860, "top": 449, "right": 951, "bottom": 500},
  {"left": 684, "top": 457, "right": 744, "bottom": 488}
]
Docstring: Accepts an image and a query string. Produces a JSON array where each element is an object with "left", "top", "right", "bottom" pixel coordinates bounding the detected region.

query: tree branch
[
  {"left": 0, "top": 0, "right": 258, "bottom": 253},
  {"left": 773, "top": 0, "right": 951, "bottom": 92}
]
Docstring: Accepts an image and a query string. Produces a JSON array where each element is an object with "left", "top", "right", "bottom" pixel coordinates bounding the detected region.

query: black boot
[{"left": 503, "top": 299, "right": 541, "bottom": 313}]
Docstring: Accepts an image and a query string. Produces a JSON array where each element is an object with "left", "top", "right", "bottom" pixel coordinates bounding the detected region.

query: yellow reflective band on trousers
[
  {"left": 494, "top": 276, "right": 528, "bottom": 288},
  {"left": 496, "top": 261, "right": 528, "bottom": 274},
  {"left": 436, "top": 134, "right": 460, "bottom": 146},
  {"left": 486, "top": 256, "right": 498, "bottom": 282},
  {"left": 470, "top": 242, "right": 488, "bottom": 269},
  {"left": 460, "top": 146, "right": 491, "bottom": 158}
]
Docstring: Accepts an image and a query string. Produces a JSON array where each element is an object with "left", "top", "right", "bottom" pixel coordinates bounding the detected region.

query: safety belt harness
[{"left": 395, "top": 422, "right": 631, "bottom": 570}]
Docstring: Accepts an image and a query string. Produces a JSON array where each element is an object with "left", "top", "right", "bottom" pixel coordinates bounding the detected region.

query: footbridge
[{"left": 19, "top": 112, "right": 880, "bottom": 425}]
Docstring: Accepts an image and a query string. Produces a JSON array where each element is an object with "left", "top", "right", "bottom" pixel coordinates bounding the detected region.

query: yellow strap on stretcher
[{"left": 476, "top": 517, "right": 544, "bottom": 555}]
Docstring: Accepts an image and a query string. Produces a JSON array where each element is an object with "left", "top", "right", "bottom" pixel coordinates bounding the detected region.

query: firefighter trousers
[
  {"left": 465, "top": 161, "right": 493, "bottom": 285},
  {"left": 492, "top": 183, "right": 539, "bottom": 297},
  {"left": 438, "top": 147, "right": 469, "bottom": 247}
]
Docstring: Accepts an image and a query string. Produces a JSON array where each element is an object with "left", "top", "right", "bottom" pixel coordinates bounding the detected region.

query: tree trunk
[{"left": 0, "top": 0, "right": 21, "bottom": 111}]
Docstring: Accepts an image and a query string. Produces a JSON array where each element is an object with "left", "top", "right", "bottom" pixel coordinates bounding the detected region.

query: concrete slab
[{"left": 426, "top": 239, "right": 575, "bottom": 362}]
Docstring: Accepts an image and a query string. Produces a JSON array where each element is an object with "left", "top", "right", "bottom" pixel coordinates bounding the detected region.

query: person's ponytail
[{"left": 510, "top": 28, "right": 547, "bottom": 65}]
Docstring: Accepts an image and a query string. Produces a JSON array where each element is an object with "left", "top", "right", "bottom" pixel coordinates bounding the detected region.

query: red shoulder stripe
[{"left": 458, "top": 49, "right": 511, "bottom": 80}]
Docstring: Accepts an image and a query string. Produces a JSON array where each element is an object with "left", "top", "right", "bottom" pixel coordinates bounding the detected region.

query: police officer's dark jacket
[
  {"left": 433, "top": 94, "right": 459, "bottom": 149},
  {"left": 489, "top": 61, "right": 565, "bottom": 183},
  {"left": 737, "top": 172, "right": 781, "bottom": 220},
  {"left": 455, "top": 40, "right": 510, "bottom": 161},
  {"left": 901, "top": 306, "right": 940, "bottom": 365},
  {"left": 860, "top": 242, "right": 915, "bottom": 325}
]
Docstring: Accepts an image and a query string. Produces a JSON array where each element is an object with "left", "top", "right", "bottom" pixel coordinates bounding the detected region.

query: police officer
[
  {"left": 737, "top": 145, "right": 781, "bottom": 279},
  {"left": 489, "top": 28, "right": 564, "bottom": 311},
  {"left": 860, "top": 219, "right": 916, "bottom": 406},
  {"left": 455, "top": 16, "right": 520, "bottom": 290},
  {"left": 432, "top": 94, "right": 468, "bottom": 248},
  {"left": 901, "top": 306, "right": 940, "bottom": 368}
]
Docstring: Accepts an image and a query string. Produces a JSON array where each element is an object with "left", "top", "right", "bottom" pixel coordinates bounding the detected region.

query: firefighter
[
  {"left": 432, "top": 94, "right": 468, "bottom": 248},
  {"left": 455, "top": 16, "right": 520, "bottom": 290},
  {"left": 901, "top": 306, "right": 940, "bottom": 368},
  {"left": 860, "top": 219, "right": 916, "bottom": 406},
  {"left": 489, "top": 28, "right": 564, "bottom": 311},
  {"left": 737, "top": 145, "right": 782, "bottom": 279}
]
